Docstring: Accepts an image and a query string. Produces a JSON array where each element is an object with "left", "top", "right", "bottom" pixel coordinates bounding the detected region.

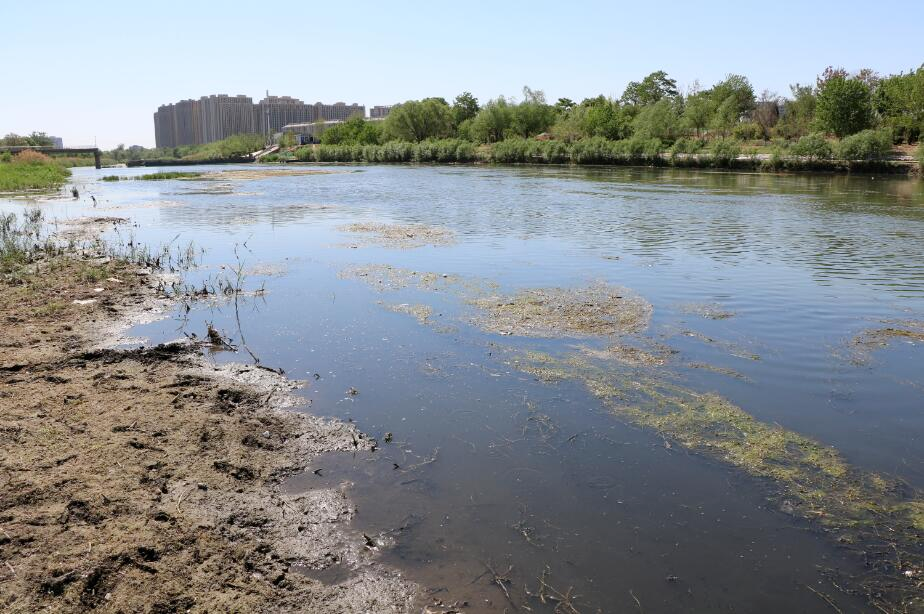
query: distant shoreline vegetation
[
  {"left": 261, "top": 66, "right": 920, "bottom": 174},
  {"left": 10, "top": 65, "right": 922, "bottom": 175},
  {"left": 256, "top": 133, "right": 911, "bottom": 174}
]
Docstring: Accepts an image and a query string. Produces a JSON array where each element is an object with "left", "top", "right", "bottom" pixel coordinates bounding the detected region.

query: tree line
[{"left": 316, "top": 65, "right": 923, "bottom": 157}]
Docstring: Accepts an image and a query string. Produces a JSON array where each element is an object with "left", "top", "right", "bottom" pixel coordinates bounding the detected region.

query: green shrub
[
  {"left": 733, "top": 122, "right": 764, "bottom": 141},
  {"left": 790, "top": 133, "right": 833, "bottom": 160},
  {"left": 833, "top": 129, "right": 893, "bottom": 161},
  {"left": 536, "top": 140, "right": 570, "bottom": 163},
  {"left": 670, "top": 138, "right": 705, "bottom": 155},
  {"left": 709, "top": 138, "right": 741, "bottom": 167},
  {"left": 767, "top": 146, "right": 786, "bottom": 170},
  {"left": 381, "top": 141, "right": 414, "bottom": 162},
  {"left": 0, "top": 152, "right": 10, "bottom": 163},
  {"left": 100, "top": 175, "right": 121, "bottom": 181},
  {"left": 615, "top": 137, "right": 663, "bottom": 158},
  {"left": 917, "top": 144, "right": 924, "bottom": 167},
  {"left": 570, "top": 137, "right": 617, "bottom": 164},
  {"left": 489, "top": 138, "right": 531, "bottom": 163}
]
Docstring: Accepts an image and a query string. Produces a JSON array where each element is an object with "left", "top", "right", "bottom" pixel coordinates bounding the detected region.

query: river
[{"left": 10, "top": 164, "right": 924, "bottom": 612}]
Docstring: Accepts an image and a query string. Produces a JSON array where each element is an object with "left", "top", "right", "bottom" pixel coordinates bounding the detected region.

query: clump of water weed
[
  {"left": 509, "top": 350, "right": 924, "bottom": 612},
  {"left": 338, "top": 222, "right": 456, "bottom": 249},
  {"left": 383, "top": 302, "right": 433, "bottom": 325},
  {"left": 678, "top": 302, "right": 735, "bottom": 320},
  {"left": 470, "top": 282, "right": 652, "bottom": 338},
  {"left": 339, "top": 264, "right": 464, "bottom": 292},
  {"left": 577, "top": 342, "right": 674, "bottom": 367},
  {"left": 849, "top": 322, "right": 924, "bottom": 364}
]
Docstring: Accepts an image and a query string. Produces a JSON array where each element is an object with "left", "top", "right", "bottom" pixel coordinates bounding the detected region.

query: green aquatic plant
[{"left": 510, "top": 350, "right": 923, "bottom": 611}]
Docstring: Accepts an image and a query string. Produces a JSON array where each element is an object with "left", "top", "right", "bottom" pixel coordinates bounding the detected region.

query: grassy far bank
[
  {"left": 0, "top": 150, "right": 71, "bottom": 191},
  {"left": 260, "top": 134, "right": 920, "bottom": 173}
]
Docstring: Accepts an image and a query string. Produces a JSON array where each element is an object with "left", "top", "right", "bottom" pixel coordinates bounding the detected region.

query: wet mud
[{"left": 0, "top": 241, "right": 420, "bottom": 612}]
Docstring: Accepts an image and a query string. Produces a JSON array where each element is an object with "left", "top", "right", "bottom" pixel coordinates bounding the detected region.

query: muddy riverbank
[{"left": 0, "top": 238, "right": 424, "bottom": 612}]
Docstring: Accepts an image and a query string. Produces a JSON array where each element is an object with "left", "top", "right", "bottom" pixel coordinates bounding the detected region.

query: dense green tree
[
  {"left": 774, "top": 84, "right": 816, "bottom": 139},
  {"left": 582, "top": 101, "right": 634, "bottom": 140},
  {"left": 1, "top": 133, "right": 53, "bottom": 146},
  {"left": 706, "top": 74, "right": 756, "bottom": 117},
  {"left": 632, "top": 99, "right": 681, "bottom": 142},
  {"left": 452, "top": 92, "right": 480, "bottom": 125},
  {"left": 710, "top": 95, "right": 741, "bottom": 136},
  {"left": 509, "top": 87, "right": 557, "bottom": 137},
  {"left": 26, "top": 132, "right": 54, "bottom": 147},
  {"left": 555, "top": 98, "right": 576, "bottom": 112},
  {"left": 321, "top": 116, "right": 382, "bottom": 145},
  {"left": 815, "top": 73, "right": 873, "bottom": 137},
  {"left": 621, "top": 71, "right": 679, "bottom": 106},
  {"left": 469, "top": 98, "right": 513, "bottom": 143},
  {"left": 681, "top": 93, "right": 713, "bottom": 137},
  {"left": 874, "top": 65, "right": 924, "bottom": 142},
  {"left": 382, "top": 99, "right": 454, "bottom": 142}
]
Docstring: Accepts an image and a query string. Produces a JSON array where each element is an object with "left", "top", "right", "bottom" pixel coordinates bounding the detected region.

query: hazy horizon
[{"left": 3, "top": 0, "right": 923, "bottom": 149}]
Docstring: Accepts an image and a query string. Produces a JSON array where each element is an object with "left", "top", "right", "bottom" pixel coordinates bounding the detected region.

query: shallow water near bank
[{"left": 6, "top": 164, "right": 924, "bottom": 611}]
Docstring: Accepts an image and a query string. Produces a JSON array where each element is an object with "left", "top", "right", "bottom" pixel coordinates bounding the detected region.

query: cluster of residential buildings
[{"left": 153, "top": 93, "right": 393, "bottom": 148}]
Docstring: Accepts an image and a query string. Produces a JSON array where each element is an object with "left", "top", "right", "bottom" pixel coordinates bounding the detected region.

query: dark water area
[{"left": 7, "top": 164, "right": 924, "bottom": 612}]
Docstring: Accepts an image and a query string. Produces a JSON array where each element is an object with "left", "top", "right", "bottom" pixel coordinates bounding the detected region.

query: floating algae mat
[
  {"left": 847, "top": 321, "right": 924, "bottom": 364},
  {"left": 338, "top": 222, "right": 456, "bottom": 248},
  {"left": 470, "top": 282, "right": 652, "bottom": 338},
  {"left": 510, "top": 349, "right": 924, "bottom": 611}
]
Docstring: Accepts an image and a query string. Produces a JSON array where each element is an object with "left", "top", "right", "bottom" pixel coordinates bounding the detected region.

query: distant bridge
[{"left": 0, "top": 146, "right": 101, "bottom": 169}]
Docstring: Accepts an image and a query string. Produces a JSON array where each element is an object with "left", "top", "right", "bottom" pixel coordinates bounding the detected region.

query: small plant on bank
[
  {"left": 833, "top": 129, "right": 893, "bottom": 161},
  {"left": 790, "top": 133, "right": 833, "bottom": 160},
  {"left": 710, "top": 138, "right": 741, "bottom": 167}
]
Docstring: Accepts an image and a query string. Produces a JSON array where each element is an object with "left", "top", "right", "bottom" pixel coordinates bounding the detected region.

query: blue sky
[{"left": 3, "top": 0, "right": 922, "bottom": 149}]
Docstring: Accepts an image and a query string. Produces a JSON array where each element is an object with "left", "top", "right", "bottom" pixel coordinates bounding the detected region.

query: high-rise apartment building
[
  {"left": 198, "top": 95, "right": 256, "bottom": 143},
  {"left": 153, "top": 94, "right": 366, "bottom": 148},
  {"left": 309, "top": 102, "right": 365, "bottom": 122},
  {"left": 254, "top": 95, "right": 311, "bottom": 135},
  {"left": 370, "top": 105, "right": 393, "bottom": 119}
]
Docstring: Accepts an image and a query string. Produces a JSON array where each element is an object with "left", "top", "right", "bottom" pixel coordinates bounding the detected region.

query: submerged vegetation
[
  {"left": 338, "top": 222, "right": 456, "bottom": 248},
  {"left": 470, "top": 283, "right": 651, "bottom": 337},
  {"left": 511, "top": 350, "right": 923, "bottom": 610},
  {"left": 338, "top": 261, "right": 924, "bottom": 610},
  {"left": 101, "top": 171, "right": 202, "bottom": 181},
  {"left": 0, "top": 150, "right": 71, "bottom": 191}
]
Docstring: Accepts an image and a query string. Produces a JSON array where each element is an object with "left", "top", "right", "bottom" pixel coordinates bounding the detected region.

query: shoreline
[{"left": 0, "top": 229, "right": 420, "bottom": 612}]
